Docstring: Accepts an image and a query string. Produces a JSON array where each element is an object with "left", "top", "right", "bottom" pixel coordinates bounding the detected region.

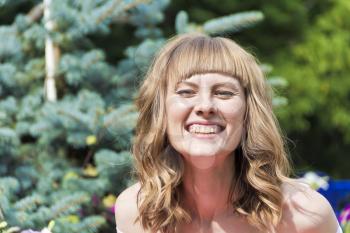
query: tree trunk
[{"left": 44, "top": 0, "right": 59, "bottom": 102}]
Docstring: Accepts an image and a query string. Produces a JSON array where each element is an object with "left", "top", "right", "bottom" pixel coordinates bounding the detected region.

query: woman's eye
[
  {"left": 176, "top": 89, "right": 195, "bottom": 96},
  {"left": 215, "top": 90, "right": 234, "bottom": 97}
]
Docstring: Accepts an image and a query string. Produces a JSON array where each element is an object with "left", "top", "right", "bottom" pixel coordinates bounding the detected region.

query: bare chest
[{"left": 175, "top": 215, "right": 262, "bottom": 233}]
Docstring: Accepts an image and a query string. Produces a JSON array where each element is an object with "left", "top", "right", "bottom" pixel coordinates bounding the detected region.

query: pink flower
[
  {"left": 108, "top": 205, "right": 115, "bottom": 214},
  {"left": 339, "top": 204, "right": 350, "bottom": 225}
]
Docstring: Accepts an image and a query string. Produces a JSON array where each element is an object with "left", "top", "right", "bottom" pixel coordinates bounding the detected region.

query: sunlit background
[{"left": 0, "top": 0, "right": 349, "bottom": 232}]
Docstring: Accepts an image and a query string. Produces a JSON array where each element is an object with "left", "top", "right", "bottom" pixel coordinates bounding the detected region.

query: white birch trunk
[{"left": 44, "top": 0, "right": 59, "bottom": 102}]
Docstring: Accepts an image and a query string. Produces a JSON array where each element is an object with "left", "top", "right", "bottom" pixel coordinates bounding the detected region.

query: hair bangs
[{"left": 164, "top": 36, "right": 251, "bottom": 87}]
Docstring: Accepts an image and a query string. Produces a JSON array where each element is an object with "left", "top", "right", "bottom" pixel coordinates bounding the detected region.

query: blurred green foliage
[
  {"left": 162, "top": 0, "right": 333, "bottom": 55},
  {"left": 273, "top": 0, "right": 350, "bottom": 177}
]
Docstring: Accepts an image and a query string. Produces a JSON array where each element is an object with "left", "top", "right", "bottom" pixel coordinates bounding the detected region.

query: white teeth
[{"left": 188, "top": 124, "right": 221, "bottom": 134}]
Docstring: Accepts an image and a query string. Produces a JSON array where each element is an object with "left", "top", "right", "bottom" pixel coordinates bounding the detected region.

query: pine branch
[
  {"left": 13, "top": 194, "right": 44, "bottom": 212},
  {"left": 0, "top": 177, "right": 20, "bottom": 197},
  {"left": 26, "top": 3, "right": 44, "bottom": 24},
  {"left": 95, "top": 0, "right": 122, "bottom": 24},
  {"left": 96, "top": 0, "right": 150, "bottom": 24},
  {"left": 0, "top": 208, "right": 4, "bottom": 221},
  {"left": 51, "top": 193, "right": 89, "bottom": 218},
  {"left": 73, "top": 216, "right": 106, "bottom": 233},
  {"left": 203, "top": 11, "right": 264, "bottom": 35}
]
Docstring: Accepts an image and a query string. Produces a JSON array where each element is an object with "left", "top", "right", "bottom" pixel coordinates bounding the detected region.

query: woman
[{"left": 115, "top": 33, "right": 342, "bottom": 233}]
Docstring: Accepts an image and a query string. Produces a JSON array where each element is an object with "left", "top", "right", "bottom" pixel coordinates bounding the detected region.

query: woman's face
[{"left": 165, "top": 73, "right": 246, "bottom": 167}]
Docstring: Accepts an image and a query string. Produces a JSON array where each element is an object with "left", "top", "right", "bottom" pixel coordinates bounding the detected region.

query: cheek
[
  {"left": 221, "top": 100, "right": 246, "bottom": 121},
  {"left": 166, "top": 97, "right": 191, "bottom": 131},
  {"left": 221, "top": 101, "right": 246, "bottom": 137}
]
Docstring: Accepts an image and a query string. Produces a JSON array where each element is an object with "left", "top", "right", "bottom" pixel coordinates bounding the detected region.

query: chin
[
  {"left": 181, "top": 145, "right": 221, "bottom": 157},
  {"left": 178, "top": 147, "right": 226, "bottom": 169}
]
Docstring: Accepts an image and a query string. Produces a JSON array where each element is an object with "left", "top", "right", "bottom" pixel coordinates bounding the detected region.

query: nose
[{"left": 194, "top": 94, "right": 216, "bottom": 117}]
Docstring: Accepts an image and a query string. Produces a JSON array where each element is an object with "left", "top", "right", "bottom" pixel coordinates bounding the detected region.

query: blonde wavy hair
[{"left": 133, "top": 33, "right": 291, "bottom": 233}]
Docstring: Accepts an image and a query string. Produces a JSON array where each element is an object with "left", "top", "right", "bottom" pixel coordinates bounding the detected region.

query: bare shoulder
[
  {"left": 115, "top": 182, "right": 144, "bottom": 233},
  {"left": 277, "top": 179, "right": 339, "bottom": 233}
]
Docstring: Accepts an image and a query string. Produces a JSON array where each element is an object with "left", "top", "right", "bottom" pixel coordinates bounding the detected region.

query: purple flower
[
  {"left": 344, "top": 204, "right": 350, "bottom": 212},
  {"left": 92, "top": 194, "right": 100, "bottom": 206},
  {"left": 108, "top": 205, "right": 115, "bottom": 214},
  {"left": 339, "top": 204, "right": 350, "bottom": 225}
]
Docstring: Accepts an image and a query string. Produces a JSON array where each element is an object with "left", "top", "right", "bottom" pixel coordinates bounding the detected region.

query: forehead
[
  {"left": 164, "top": 36, "right": 251, "bottom": 89},
  {"left": 176, "top": 73, "right": 242, "bottom": 88}
]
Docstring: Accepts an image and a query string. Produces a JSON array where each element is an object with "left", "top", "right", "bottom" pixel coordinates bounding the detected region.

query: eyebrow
[{"left": 176, "top": 81, "right": 240, "bottom": 91}]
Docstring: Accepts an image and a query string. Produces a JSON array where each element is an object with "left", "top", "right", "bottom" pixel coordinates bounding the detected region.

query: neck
[{"left": 181, "top": 153, "right": 235, "bottom": 223}]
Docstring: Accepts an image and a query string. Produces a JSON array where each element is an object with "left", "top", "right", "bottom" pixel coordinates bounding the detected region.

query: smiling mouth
[{"left": 185, "top": 124, "right": 225, "bottom": 135}]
